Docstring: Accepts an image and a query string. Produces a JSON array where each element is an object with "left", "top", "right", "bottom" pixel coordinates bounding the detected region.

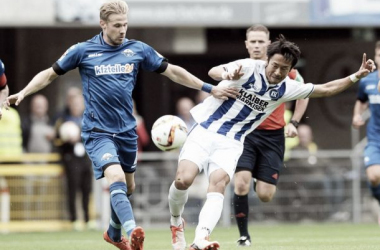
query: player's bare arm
[
  {"left": 161, "top": 63, "right": 239, "bottom": 100},
  {"left": 5, "top": 67, "right": 58, "bottom": 107},
  {"left": 208, "top": 64, "right": 244, "bottom": 81},
  {"left": 0, "top": 85, "right": 9, "bottom": 119},
  {"left": 352, "top": 100, "right": 369, "bottom": 129},
  {"left": 310, "top": 53, "right": 375, "bottom": 98},
  {"left": 286, "top": 98, "right": 309, "bottom": 138}
]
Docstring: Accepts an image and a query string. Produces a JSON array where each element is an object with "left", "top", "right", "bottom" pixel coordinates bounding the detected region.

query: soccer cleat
[
  {"left": 170, "top": 218, "right": 186, "bottom": 250},
  {"left": 130, "top": 226, "right": 145, "bottom": 250},
  {"left": 237, "top": 236, "right": 251, "bottom": 247},
  {"left": 189, "top": 238, "right": 220, "bottom": 250},
  {"left": 103, "top": 231, "right": 132, "bottom": 250}
]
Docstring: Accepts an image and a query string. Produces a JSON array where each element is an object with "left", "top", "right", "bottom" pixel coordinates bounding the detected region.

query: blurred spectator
[
  {"left": 176, "top": 97, "right": 196, "bottom": 130},
  {"left": 54, "top": 86, "right": 82, "bottom": 123},
  {"left": 0, "top": 107, "right": 22, "bottom": 155},
  {"left": 55, "top": 92, "right": 93, "bottom": 231},
  {"left": 22, "top": 94, "right": 55, "bottom": 153},
  {"left": 195, "top": 91, "right": 210, "bottom": 104},
  {"left": 132, "top": 99, "right": 150, "bottom": 154}
]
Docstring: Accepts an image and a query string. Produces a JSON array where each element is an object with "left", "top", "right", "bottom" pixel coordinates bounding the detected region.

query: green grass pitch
[{"left": 1, "top": 223, "right": 380, "bottom": 250}]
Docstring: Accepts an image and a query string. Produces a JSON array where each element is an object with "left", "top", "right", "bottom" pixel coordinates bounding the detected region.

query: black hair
[{"left": 267, "top": 34, "right": 301, "bottom": 68}]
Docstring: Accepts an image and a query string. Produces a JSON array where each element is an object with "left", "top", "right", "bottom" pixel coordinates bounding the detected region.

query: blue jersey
[
  {"left": 0, "top": 59, "right": 7, "bottom": 88},
  {"left": 54, "top": 32, "right": 165, "bottom": 133},
  {"left": 357, "top": 70, "right": 380, "bottom": 143}
]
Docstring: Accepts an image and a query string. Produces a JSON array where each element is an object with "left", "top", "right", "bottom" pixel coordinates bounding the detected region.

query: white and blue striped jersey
[
  {"left": 53, "top": 32, "right": 165, "bottom": 133},
  {"left": 191, "top": 59, "right": 314, "bottom": 143}
]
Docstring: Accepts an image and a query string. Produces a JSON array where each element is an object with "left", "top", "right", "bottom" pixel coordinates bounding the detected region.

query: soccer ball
[
  {"left": 151, "top": 115, "right": 188, "bottom": 151},
  {"left": 59, "top": 121, "right": 81, "bottom": 143}
]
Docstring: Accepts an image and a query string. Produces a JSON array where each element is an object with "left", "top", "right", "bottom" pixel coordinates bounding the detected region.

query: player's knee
[
  {"left": 174, "top": 178, "right": 192, "bottom": 190},
  {"left": 367, "top": 172, "right": 380, "bottom": 186},
  {"left": 234, "top": 182, "right": 250, "bottom": 195},
  {"left": 257, "top": 190, "right": 275, "bottom": 202},
  {"left": 108, "top": 173, "right": 126, "bottom": 183}
]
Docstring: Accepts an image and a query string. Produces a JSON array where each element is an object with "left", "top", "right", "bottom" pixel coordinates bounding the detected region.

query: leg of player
[
  {"left": 366, "top": 164, "right": 380, "bottom": 225},
  {"left": 103, "top": 165, "right": 144, "bottom": 250},
  {"left": 189, "top": 168, "right": 229, "bottom": 250},
  {"left": 233, "top": 170, "right": 252, "bottom": 247},
  {"left": 255, "top": 181, "right": 277, "bottom": 203},
  {"left": 169, "top": 159, "right": 199, "bottom": 250}
]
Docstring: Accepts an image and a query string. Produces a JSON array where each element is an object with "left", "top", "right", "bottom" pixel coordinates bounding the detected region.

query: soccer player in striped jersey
[
  {"left": 352, "top": 40, "right": 380, "bottom": 224},
  {"left": 0, "top": 59, "right": 9, "bottom": 120},
  {"left": 168, "top": 35, "right": 375, "bottom": 250},
  {"left": 208, "top": 25, "right": 309, "bottom": 247},
  {"left": 4, "top": 1, "right": 238, "bottom": 250},
  {"left": 171, "top": 25, "right": 307, "bottom": 249}
]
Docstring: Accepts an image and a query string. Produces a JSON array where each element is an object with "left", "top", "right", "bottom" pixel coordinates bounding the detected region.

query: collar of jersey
[{"left": 98, "top": 32, "right": 128, "bottom": 47}]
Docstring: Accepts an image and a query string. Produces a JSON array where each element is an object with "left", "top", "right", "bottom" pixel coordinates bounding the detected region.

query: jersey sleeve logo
[{"left": 58, "top": 44, "right": 77, "bottom": 61}]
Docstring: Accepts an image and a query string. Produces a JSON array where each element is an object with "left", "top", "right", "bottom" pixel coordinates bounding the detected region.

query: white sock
[
  {"left": 168, "top": 181, "right": 188, "bottom": 226},
  {"left": 194, "top": 192, "right": 224, "bottom": 241}
]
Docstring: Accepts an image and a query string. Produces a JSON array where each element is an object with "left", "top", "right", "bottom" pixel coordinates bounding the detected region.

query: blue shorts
[
  {"left": 236, "top": 128, "right": 285, "bottom": 185},
  {"left": 364, "top": 142, "right": 380, "bottom": 168},
  {"left": 82, "top": 128, "right": 138, "bottom": 180}
]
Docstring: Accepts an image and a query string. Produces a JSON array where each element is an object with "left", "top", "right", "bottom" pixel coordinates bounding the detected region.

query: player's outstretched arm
[
  {"left": 311, "top": 53, "right": 375, "bottom": 98},
  {"left": 208, "top": 64, "right": 244, "bottom": 81},
  {"left": 161, "top": 63, "right": 239, "bottom": 100},
  {"left": 352, "top": 100, "right": 368, "bottom": 129},
  {"left": 5, "top": 67, "right": 58, "bottom": 107}
]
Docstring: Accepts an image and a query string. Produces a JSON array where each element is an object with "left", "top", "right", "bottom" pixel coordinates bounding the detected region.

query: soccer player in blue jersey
[
  {"left": 168, "top": 35, "right": 375, "bottom": 250},
  {"left": 4, "top": 1, "right": 238, "bottom": 250},
  {"left": 0, "top": 59, "right": 9, "bottom": 120},
  {"left": 352, "top": 40, "right": 380, "bottom": 224}
]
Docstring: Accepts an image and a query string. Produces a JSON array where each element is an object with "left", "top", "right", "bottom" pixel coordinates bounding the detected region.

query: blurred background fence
[{"left": 0, "top": 142, "right": 376, "bottom": 233}]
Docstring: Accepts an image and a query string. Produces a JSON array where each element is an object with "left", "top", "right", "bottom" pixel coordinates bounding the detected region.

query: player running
[
  {"left": 168, "top": 35, "right": 375, "bottom": 250},
  {"left": 207, "top": 25, "right": 308, "bottom": 246},
  {"left": 352, "top": 40, "right": 380, "bottom": 225},
  {"left": 4, "top": 1, "right": 238, "bottom": 250}
]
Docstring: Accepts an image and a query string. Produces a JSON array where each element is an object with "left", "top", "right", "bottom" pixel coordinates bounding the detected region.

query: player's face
[
  {"left": 374, "top": 48, "right": 380, "bottom": 67},
  {"left": 101, "top": 13, "right": 128, "bottom": 46},
  {"left": 265, "top": 54, "right": 292, "bottom": 84},
  {"left": 245, "top": 31, "right": 270, "bottom": 60}
]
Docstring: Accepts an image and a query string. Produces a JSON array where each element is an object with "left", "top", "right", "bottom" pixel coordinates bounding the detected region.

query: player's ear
[
  {"left": 244, "top": 40, "right": 249, "bottom": 49},
  {"left": 99, "top": 20, "right": 106, "bottom": 30}
]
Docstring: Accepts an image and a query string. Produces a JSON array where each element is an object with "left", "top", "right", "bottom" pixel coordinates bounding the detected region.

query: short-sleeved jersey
[
  {"left": 191, "top": 59, "right": 314, "bottom": 143},
  {"left": 0, "top": 59, "right": 7, "bottom": 89},
  {"left": 257, "top": 68, "right": 304, "bottom": 130},
  {"left": 357, "top": 70, "right": 380, "bottom": 143},
  {"left": 54, "top": 32, "right": 165, "bottom": 133}
]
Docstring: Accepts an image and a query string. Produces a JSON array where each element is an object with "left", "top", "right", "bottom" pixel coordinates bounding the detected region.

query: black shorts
[{"left": 236, "top": 128, "right": 285, "bottom": 185}]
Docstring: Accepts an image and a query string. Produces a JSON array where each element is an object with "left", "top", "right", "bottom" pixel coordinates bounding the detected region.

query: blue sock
[
  {"left": 109, "top": 182, "right": 136, "bottom": 237},
  {"left": 369, "top": 183, "right": 380, "bottom": 204},
  {"left": 108, "top": 200, "right": 122, "bottom": 242}
]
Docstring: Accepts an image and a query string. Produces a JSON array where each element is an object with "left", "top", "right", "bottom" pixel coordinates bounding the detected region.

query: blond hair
[
  {"left": 246, "top": 24, "right": 270, "bottom": 40},
  {"left": 100, "top": 0, "right": 129, "bottom": 21}
]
